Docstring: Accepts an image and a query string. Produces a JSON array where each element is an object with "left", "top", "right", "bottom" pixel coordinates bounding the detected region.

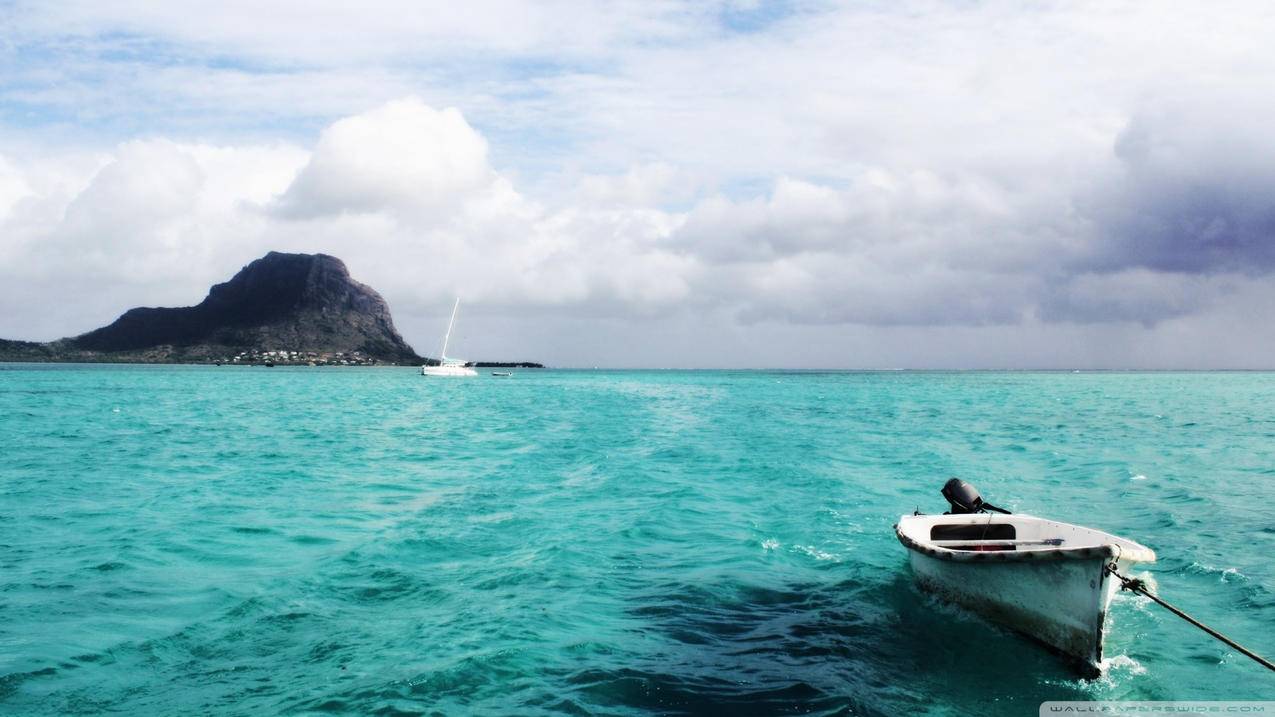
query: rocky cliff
[{"left": 0, "top": 252, "right": 423, "bottom": 364}]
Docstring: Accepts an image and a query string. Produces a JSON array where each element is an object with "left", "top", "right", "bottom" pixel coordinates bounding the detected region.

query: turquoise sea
[{"left": 2, "top": 365, "right": 1273, "bottom": 715}]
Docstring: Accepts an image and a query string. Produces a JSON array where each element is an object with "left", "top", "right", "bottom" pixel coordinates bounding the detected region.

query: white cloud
[
  {"left": 0, "top": 155, "right": 34, "bottom": 220},
  {"left": 274, "top": 99, "right": 492, "bottom": 220},
  {"left": 573, "top": 163, "right": 695, "bottom": 209},
  {"left": 59, "top": 140, "right": 203, "bottom": 247}
]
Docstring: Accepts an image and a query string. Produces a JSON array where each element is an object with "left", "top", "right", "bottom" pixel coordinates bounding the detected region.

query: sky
[{"left": 1, "top": 0, "right": 1274, "bottom": 368}]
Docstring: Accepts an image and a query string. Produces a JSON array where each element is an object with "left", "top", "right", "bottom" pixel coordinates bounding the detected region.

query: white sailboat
[{"left": 421, "top": 298, "right": 477, "bottom": 377}]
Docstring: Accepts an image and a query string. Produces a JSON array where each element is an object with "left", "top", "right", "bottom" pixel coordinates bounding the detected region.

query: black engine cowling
[{"left": 941, "top": 478, "right": 1010, "bottom": 514}]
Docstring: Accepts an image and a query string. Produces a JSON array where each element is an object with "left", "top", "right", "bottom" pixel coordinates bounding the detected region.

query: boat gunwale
[{"left": 894, "top": 515, "right": 1155, "bottom": 564}]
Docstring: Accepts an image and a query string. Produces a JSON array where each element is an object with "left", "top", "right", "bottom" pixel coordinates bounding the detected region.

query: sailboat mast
[{"left": 440, "top": 297, "right": 460, "bottom": 359}]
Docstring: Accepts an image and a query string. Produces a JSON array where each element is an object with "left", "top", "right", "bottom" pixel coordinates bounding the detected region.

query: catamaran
[{"left": 421, "top": 298, "right": 477, "bottom": 377}]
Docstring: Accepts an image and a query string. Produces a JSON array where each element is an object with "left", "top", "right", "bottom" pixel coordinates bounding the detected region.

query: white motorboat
[
  {"left": 491, "top": 371, "right": 512, "bottom": 377},
  {"left": 421, "top": 298, "right": 477, "bottom": 377},
  {"left": 895, "top": 479, "right": 1155, "bottom": 675}
]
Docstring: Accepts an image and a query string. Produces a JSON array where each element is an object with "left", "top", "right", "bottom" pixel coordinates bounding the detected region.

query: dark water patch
[
  {"left": 299, "top": 697, "right": 349, "bottom": 712},
  {"left": 100, "top": 585, "right": 157, "bottom": 600},
  {"left": 398, "top": 649, "right": 533, "bottom": 704},
  {"left": 304, "top": 640, "right": 348, "bottom": 665},
  {"left": 258, "top": 610, "right": 313, "bottom": 625},
  {"left": 223, "top": 596, "right": 272, "bottom": 621},
  {"left": 1161, "top": 489, "right": 1206, "bottom": 505},
  {"left": 523, "top": 694, "right": 593, "bottom": 716},
  {"left": 1187, "top": 650, "right": 1225, "bottom": 664},
  {"left": 290, "top": 534, "right": 337, "bottom": 545},
  {"left": 564, "top": 667, "right": 851, "bottom": 716},
  {"left": 289, "top": 684, "right": 442, "bottom": 717},
  {"left": 26, "top": 581, "right": 76, "bottom": 591},
  {"left": 624, "top": 571, "right": 1097, "bottom": 713},
  {"left": 321, "top": 565, "right": 444, "bottom": 606},
  {"left": 0, "top": 666, "right": 58, "bottom": 700},
  {"left": 70, "top": 652, "right": 110, "bottom": 665}
]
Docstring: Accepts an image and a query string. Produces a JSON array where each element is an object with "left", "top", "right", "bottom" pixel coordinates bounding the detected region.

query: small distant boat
[
  {"left": 421, "top": 298, "right": 477, "bottom": 377},
  {"left": 895, "top": 479, "right": 1155, "bottom": 676},
  {"left": 491, "top": 371, "right": 512, "bottom": 377}
]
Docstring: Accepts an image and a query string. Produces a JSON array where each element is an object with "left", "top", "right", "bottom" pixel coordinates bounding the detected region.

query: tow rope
[{"left": 1104, "top": 563, "right": 1275, "bottom": 673}]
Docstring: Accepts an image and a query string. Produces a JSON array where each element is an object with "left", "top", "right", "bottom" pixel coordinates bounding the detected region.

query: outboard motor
[{"left": 941, "top": 478, "right": 1011, "bottom": 514}]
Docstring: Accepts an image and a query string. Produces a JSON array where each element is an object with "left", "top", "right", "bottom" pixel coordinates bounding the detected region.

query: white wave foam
[
  {"left": 1112, "top": 591, "right": 1155, "bottom": 614},
  {"left": 1044, "top": 652, "right": 1149, "bottom": 690},
  {"left": 1188, "top": 562, "right": 1248, "bottom": 583},
  {"left": 794, "top": 544, "right": 839, "bottom": 562},
  {"left": 1099, "top": 653, "right": 1147, "bottom": 676}
]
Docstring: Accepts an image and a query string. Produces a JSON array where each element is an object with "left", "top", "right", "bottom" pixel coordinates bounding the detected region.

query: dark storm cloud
[
  {"left": 1081, "top": 103, "right": 1275, "bottom": 276},
  {"left": 667, "top": 99, "right": 1275, "bottom": 330},
  {"left": 1035, "top": 271, "right": 1228, "bottom": 326}
]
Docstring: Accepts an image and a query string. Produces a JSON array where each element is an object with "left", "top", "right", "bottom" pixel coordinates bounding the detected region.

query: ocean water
[{"left": 1, "top": 365, "right": 1273, "bottom": 715}]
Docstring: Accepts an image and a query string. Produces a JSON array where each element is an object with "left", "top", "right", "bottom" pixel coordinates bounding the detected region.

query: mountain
[{"left": 0, "top": 252, "right": 423, "bottom": 364}]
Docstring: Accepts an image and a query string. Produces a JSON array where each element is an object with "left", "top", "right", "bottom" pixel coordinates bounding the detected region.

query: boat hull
[
  {"left": 907, "top": 548, "right": 1131, "bottom": 674},
  {"left": 421, "top": 365, "right": 477, "bottom": 377},
  {"left": 895, "top": 511, "right": 1154, "bottom": 676}
]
